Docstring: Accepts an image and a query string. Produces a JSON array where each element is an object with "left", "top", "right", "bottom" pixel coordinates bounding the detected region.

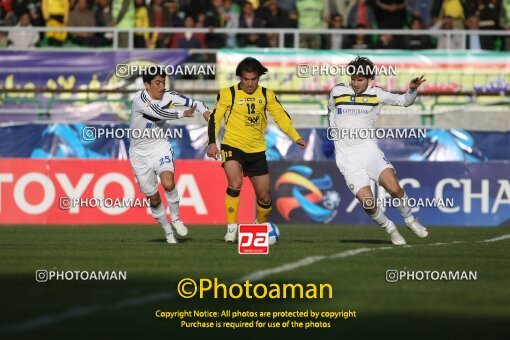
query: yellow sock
[
  {"left": 256, "top": 200, "right": 272, "bottom": 223},
  {"left": 225, "top": 187, "right": 241, "bottom": 224}
]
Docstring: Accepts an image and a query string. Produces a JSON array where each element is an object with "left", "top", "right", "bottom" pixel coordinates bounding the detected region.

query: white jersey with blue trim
[
  {"left": 327, "top": 83, "right": 417, "bottom": 149},
  {"left": 129, "top": 89, "right": 209, "bottom": 156}
]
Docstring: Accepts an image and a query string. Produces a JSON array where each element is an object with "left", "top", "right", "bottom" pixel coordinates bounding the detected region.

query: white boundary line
[
  {"left": 480, "top": 234, "right": 510, "bottom": 243},
  {"left": 1, "top": 234, "right": 509, "bottom": 335}
]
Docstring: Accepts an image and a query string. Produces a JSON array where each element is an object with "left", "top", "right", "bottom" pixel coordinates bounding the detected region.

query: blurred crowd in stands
[{"left": 1, "top": 0, "right": 509, "bottom": 51}]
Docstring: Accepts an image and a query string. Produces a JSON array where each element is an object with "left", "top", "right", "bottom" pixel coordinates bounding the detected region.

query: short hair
[
  {"left": 347, "top": 56, "right": 375, "bottom": 79},
  {"left": 235, "top": 57, "right": 268, "bottom": 77},
  {"left": 142, "top": 65, "right": 166, "bottom": 84}
]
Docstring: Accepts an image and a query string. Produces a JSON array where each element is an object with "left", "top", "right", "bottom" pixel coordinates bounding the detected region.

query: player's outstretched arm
[
  {"left": 409, "top": 75, "right": 426, "bottom": 90},
  {"left": 137, "top": 91, "right": 182, "bottom": 120},
  {"left": 376, "top": 75, "right": 426, "bottom": 107},
  {"left": 164, "top": 91, "right": 210, "bottom": 121}
]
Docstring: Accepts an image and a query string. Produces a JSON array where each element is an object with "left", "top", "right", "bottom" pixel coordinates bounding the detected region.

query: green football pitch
[{"left": 0, "top": 225, "right": 509, "bottom": 339}]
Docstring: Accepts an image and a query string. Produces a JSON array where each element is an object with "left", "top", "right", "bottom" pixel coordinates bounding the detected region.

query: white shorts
[
  {"left": 130, "top": 147, "right": 175, "bottom": 196},
  {"left": 335, "top": 144, "right": 394, "bottom": 195}
]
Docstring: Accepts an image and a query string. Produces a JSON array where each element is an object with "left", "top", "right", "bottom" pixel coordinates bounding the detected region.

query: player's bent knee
[
  {"left": 257, "top": 193, "right": 271, "bottom": 204},
  {"left": 387, "top": 186, "right": 404, "bottom": 198},
  {"left": 148, "top": 193, "right": 162, "bottom": 208},
  {"left": 229, "top": 179, "right": 243, "bottom": 190},
  {"left": 162, "top": 182, "right": 175, "bottom": 193}
]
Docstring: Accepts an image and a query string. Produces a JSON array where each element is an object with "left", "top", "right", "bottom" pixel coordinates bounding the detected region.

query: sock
[
  {"left": 396, "top": 193, "right": 414, "bottom": 222},
  {"left": 225, "top": 187, "right": 241, "bottom": 225},
  {"left": 150, "top": 202, "right": 172, "bottom": 234},
  {"left": 371, "top": 205, "right": 389, "bottom": 227},
  {"left": 256, "top": 200, "right": 272, "bottom": 223},
  {"left": 165, "top": 188, "right": 180, "bottom": 222}
]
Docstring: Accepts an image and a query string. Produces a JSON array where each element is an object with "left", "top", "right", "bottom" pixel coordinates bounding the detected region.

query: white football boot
[
  {"left": 384, "top": 220, "right": 406, "bottom": 245},
  {"left": 165, "top": 232, "right": 178, "bottom": 244},
  {"left": 405, "top": 217, "right": 429, "bottom": 238},
  {"left": 171, "top": 219, "right": 188, "bottom": 237},
  {"left": 224, "top": 224, "right": 238, "bottom": 243}
]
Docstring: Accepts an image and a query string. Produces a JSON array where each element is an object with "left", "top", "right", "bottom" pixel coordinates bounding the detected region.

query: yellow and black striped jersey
[{"left": 208, "top": 84, "right": 301, "bottom": 153}]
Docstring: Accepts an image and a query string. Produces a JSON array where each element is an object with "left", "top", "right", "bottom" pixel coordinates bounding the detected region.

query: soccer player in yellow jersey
[{"left": 207, "top": 57, "right": 307, "bottom": 242}]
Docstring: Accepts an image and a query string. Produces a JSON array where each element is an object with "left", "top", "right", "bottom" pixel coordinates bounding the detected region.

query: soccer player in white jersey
[
  {"left": 328, "top": 56, "right": 427, "bottom": 245},
  {"left": 129, "top": 67, "right": 210, "bottom": 244}
]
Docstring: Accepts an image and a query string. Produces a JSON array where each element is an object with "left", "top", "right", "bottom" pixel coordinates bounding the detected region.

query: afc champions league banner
[
  {"left": 1, "top": 159, "right": 508, "bottom": 226},
  {"left": 269, "top": 161, "right": 510, "bottom": 227}
]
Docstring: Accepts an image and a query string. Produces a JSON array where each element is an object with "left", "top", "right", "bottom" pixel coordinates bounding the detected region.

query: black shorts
[{"left": 220, "top": 144, "right": 269, "bottom": 177}]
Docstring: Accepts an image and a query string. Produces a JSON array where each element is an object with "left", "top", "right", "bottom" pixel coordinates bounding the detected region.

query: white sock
[
  {"left": 396, "top": 193, "right": 414, "bottom": 222},
  {"left": 165, "top": 188, "right": 180, "bottom": 222},
  {"left": 371, "top": 206, "right": 389, "bottom": 227},
  {"left": 150, "top": 202, "right": 172, "bottom": 234}
]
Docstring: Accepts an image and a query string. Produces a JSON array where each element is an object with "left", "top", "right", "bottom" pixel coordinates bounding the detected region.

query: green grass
[{"left": 0, "top": 225, "right": 509, "bottom": 339}]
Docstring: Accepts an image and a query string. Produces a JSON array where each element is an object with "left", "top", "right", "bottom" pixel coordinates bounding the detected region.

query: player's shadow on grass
[
  {"left": 340, "top": 239, "right": 390, "bottom": 245},
  {"left": 149, "top": 238, "right": 192, "bottom": 243}
]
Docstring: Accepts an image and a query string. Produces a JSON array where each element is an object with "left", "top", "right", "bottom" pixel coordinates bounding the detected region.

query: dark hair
[
  {"left": 347, "top": 56, "right": 375, "bottom": 79},
  {"left": 142, "top": 65, "right": 167, "bottom": 84},
  {"left": 235, "top": 57, "right": 268, "bottom": 77},
  {"left": 409, "top": 15, "right": 422, "bottom": 27}
]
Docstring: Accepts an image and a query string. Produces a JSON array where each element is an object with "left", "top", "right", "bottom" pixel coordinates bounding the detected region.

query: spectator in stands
[
  {"left": 1, "top": 0, "right": 17, "bottom": 25},
  {"left": 181, "top": 0, "right": 210, "bottom": 19},
  {"left": 472, "top": 0, "right": 500, "bottom": 30},
  {"left": 261, "top": 0, "right": 292, "bottom": 47},
  {"left": 465, "top": 14, "right": 495, "bottom": 50},
  {"left": 94, "top": 0, "right": 113, "bottom": 46},
  {"left": 111, "top": 0, "right": 134, "bottom": 48},
  {"left": 347, "top": 0, "right": 376, "bottom": 28},
  {"left": 431, "top": 0, "right": 467, "bottom": 28},
  {"left": 376, "top": 33, "right": 402, "bottom": 48},
  {"left": 406, "top": 16, "right": 433, "bottom": 49},
  {"left": 196, "top": 12, "right": 206, "bottom": 27},
  {"left": 68, "top": 0, "right": 97, "bottom": 46},
  {"left": 345, "top": 23, "right": 373, "bottom": 49},
  {"left": 0, "top": 0, "right": 16, "bottom": 47},
  {"left": 204, "top": 0, "right": 226, "bottom": 49},
  {"left": 171, "top": 15, "right": 206, "bottom": 49},
  {"left": 407, "top": 0, "right": 433, "bottom": 27},
  {"left": 328, "top": 0, "right": 356, "bottom": 23},
  {"left": 25, "top": 1, "right": 46, "bottom": 31},
  {"left": 7, "top": 11, "right": 39, "bottom": 47},
  {"left": 278, "top": 0, "right": 298, "bottom": 27},
  {"left": 431, "top": 15, "right": 463, "bottom": 49},
  {"left": 164, "top": 0, "right": 183, "bottom": 27},
  {"left": 223, "top": 0, "right": 240, "bottom": 48},
  {"left": 163, "top": 0, "right": 183, "bottom": 47},
  {"left": 296, "top": 0, "right": 328, "bottom": 49},
  {"left": 324, "top": 13, "right": 346, "bottom": 49},
  {"left": 375, "top": 0, "right": 407, "bottom": 28},
  {"left": 134, "top": 0, "right": 149, "bottom": 48},
  {"left": 41, "top": 0, "right": 69, "bottom": 46},
  {"left": 148, "top": 0, "right": 166, "bottom": 48},
  {"left": 501, "top": 0, "right": 510, "bottom": 50},
  {"left": 278, "top": 0, "right": 297, "bottom": 13},
  {"left": 238, "top": 1, "right": 265, "bottom": 47}
]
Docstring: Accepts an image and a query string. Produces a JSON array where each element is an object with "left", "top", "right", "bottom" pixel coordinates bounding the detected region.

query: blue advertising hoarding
[{"left": 270, "top": 161, "right": 510, "bottom": 227}]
